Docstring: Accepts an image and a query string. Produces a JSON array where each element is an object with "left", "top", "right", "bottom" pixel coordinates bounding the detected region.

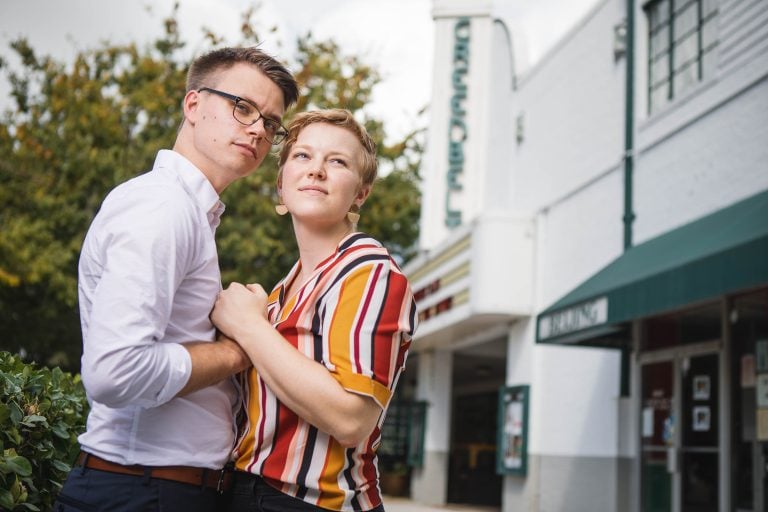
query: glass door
[
  {"left": 641, "top": 361, "right": 674, "bottom": 512},
  {"left": 641, "top": 350, "right": 720, "bottom": 512},
  {"left": 680, "top": 353, "right": 719, "bottom": 512}
]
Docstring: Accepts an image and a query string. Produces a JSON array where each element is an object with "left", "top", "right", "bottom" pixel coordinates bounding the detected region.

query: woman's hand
[{"left": 211, "top": 282, "right": 269, "bottom": 340}]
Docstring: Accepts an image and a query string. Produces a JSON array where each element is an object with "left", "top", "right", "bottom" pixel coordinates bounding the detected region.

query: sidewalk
[{"left": 383, "top": 496, "right": 500, "bottom": 512}]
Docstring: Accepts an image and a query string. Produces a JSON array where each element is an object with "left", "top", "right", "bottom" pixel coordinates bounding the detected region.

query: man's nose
[{"left": 245, "top": 117, "right": 268, "bottom": 141}]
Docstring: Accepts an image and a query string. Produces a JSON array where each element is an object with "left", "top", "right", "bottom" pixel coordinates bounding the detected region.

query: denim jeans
[{"left": 52, "top": 466, "right": 227, "bottom": 512}]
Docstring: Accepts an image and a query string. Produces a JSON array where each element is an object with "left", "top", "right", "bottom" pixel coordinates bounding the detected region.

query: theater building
[{"left": 394, "top": 0, "right": 768, "bottom": 510}]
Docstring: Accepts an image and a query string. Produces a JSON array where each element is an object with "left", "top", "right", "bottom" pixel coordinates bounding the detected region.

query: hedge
[{"left": 0, "top": 351, "right": 87, "bottom": 511}]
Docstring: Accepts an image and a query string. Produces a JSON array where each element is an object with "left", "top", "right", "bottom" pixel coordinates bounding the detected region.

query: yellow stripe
[
  {"left": 235, "top": 369, "right": 262, "bottom": 470},
  {"left": 331, "top": 370, "right": 391, "bottom": 408},
  {"left": 440, "top": 261, "right": 470, "bottom": 287},
  {"left": 408, "top": 234, "right": 471, "bottom": 282},
  {"left": 453, "top": 288, "right": 470, "bottom": 306},
  {"left": 317, "top": 440, "right": 346, "bottom": 510},
  {"left": 327, "top": 266, "right": 370, "bottom": 380}
]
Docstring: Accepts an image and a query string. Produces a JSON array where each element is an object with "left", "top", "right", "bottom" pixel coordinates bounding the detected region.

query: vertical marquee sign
[{"left": 446, "top": 17, "right": 470, "bottom": 228}]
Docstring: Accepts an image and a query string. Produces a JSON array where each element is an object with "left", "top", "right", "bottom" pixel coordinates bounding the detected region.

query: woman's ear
[{"left": 355, "top": 184, "right": 372, "bottom": 208}]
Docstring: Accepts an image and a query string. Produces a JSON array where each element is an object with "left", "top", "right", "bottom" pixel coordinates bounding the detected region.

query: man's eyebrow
[{"left": 240, "top": 95, "right": 282, "bottom": 121}]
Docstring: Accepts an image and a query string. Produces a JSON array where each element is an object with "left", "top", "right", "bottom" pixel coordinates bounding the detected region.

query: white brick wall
[
  {"left": 510, "top": 0, "right": 626, "bottom": 214},
  {"left": 635, "top": 78, "right": 768, "bottom": 243},
  {"left": 505, "top": 0, "right": 628, "bottom": 458}
]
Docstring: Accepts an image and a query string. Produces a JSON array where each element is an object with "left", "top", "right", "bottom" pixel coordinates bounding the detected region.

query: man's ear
[{"left": 181, "top": 90, "right": 200, "bottom": 125}]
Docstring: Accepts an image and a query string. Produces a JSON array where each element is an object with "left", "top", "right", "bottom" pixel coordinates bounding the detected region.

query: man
[{"left": 53, "top": 47, "right": 298, "bottom": 511}]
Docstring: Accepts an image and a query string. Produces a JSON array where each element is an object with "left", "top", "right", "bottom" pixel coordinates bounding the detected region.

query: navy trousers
[
  {"left": 53, "top": 466, "right": 228, "bottom": 512},
  {"left": 227, "top": 472, "right": 386, "bottom": 512}
]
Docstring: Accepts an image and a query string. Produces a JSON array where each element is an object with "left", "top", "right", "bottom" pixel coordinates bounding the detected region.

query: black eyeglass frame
[{"left": 197, "top": 87, "right": 288, "bottom": 145}]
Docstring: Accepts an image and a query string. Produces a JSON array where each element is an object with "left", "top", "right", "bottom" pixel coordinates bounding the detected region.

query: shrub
[{"left": 0, "top": 351, "right": 87, "bottom": 511}]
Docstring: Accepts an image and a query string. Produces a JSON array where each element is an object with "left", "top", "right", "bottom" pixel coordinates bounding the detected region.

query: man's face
[{"left": 184, "top": 63, "right": 286, "bottom": 191}]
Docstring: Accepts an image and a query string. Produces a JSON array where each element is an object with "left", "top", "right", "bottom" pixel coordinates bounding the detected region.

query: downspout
[
  {"left": 623, "top": 0, "right": 636, "bottom": 251},
  {"left": 620, "top": 0, "right": 636, "bottom": 398}
]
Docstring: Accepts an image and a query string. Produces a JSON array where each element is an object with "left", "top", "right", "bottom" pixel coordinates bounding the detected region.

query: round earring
[{"left": 275, "top": 204, "right": 288, "bottom": 216}]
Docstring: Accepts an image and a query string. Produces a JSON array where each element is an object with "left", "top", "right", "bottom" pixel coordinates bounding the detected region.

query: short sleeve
[{"left": 321, "top": 260, "right": 417, "bottom": 409}]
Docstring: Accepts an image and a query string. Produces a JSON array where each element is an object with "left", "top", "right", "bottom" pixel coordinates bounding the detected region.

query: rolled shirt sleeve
[{"left": 79, "top": 185, "right": 200, "bottom": 409}]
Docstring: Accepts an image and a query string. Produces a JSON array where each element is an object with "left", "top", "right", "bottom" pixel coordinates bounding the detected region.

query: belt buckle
[
  {"left": 217, "top": 461, "right": 234, "bottom": 494},
  {"left": 216, "top": 469, "right": 226, "bottom": 494}
]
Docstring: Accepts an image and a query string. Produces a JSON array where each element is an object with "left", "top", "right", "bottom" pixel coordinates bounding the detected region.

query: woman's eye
[{"left": 330, "top": 158, "right": 347, "bottom": 166}]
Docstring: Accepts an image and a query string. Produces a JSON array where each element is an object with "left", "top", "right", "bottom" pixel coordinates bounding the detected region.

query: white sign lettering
[{"left": 538, "top": 297, "right": 609, "bottom": 340}]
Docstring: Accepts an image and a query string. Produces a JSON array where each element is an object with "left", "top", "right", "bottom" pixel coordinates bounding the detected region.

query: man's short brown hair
[{"left": 187, "top": 47, "right": 299, "bottom": 110}]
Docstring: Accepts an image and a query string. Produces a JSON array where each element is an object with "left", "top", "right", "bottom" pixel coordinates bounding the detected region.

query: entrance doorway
[
  {"left": 731, "top": 290, "right": 768, "bottom": 512},
  {"left": 640, "top": 346, "right": 720, "bottom": 512},
  {"left": 447, "top": 342, "right": 506, "bottom": 507}
]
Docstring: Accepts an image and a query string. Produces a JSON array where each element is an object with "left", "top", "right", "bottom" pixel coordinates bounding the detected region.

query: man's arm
[
  {"left": 80, "top": 188, "right": 239, "bottom": 408},
  {"left": 176, "top": 337, "right": 250, "bottom": 396}
]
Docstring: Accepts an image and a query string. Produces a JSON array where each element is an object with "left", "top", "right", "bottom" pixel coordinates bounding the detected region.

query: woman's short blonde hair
[{"left": 278, "top": 109, "right": 378, "bottom": 188}]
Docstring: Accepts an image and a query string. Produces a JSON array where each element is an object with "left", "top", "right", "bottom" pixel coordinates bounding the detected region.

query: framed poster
[
  {"left": 406, "top": 401, "right": 428, "bottom": 468},
  {"left": 693, "top": 375, "right": 710, "bottom": 400},
  {"left": 497, "top": 385, "right": 529, "bottom": 476},
  {"left": 692, "top": 406, "right": 711, "bottom": 432},
  {"left": 757, "top": 374, "right": 768, "bottom": 408}
]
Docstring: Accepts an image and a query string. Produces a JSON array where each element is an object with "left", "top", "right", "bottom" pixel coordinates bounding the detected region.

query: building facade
[{"left": 398, "top": 0, "right": 768, "bottom": 511}]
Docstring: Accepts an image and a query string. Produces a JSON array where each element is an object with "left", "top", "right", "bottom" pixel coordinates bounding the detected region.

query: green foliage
[
  {"left": 0, "top": 5, "right": 423, "bottom": 368},
  {"left": 0, "top": 351, "right": 88, "bottom": 511}
]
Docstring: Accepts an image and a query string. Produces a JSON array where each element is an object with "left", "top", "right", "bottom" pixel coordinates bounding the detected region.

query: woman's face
[{"left": 279, "top": 122, "right": 370, "bottom": 230}]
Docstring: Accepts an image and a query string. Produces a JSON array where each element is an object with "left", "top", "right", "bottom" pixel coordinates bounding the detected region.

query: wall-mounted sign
[
  {"left": 446, "top": 17, "right": 470, "bottom": 228},
  {"left": 497, "top": 385, "right": 529, "bottom": 476},
  {"left": 757, "top": 408, "right": 768, "bottom": 441},
  {"left": 538, "top": 297, "right": 608, "bottom": 341},
  {"left": 756, "top": 339, "right": 768, "bottom": 371},
  {"left": 757, "top": 373, "right": 768, "bottom": 408},
  {"left": 692, "top": 406, "right": 710, "bottom": 432},
  {"left": 692, "top": 375, "right": 710, "bottom": 400}
]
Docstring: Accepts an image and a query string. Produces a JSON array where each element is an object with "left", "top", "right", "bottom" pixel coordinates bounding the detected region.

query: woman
[{"left": 211, "top": 109, "right": 418, "bottom": 512}]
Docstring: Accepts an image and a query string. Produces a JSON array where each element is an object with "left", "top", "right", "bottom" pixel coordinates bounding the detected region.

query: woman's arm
[{"left": 212, "top": 283, "right": 381, "bottom": 447}]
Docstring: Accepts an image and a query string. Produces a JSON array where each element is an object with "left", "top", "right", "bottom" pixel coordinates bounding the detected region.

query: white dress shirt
[{"left": 77, "top": 149, "right": 237, "bottom": 468}]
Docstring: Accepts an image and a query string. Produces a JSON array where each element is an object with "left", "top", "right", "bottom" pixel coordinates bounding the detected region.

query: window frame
[{"left": 644, "top": 0, "right": 718, "bottom": 114}]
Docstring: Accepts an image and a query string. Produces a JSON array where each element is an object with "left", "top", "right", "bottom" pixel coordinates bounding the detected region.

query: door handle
[{"left": 666, "top": 447, "right": 677, "bottom": 474}]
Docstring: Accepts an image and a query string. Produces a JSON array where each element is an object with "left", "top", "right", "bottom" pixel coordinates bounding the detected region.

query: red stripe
[
  {"left": 262, "top": 404, "right": 299, "bottom": 479},
  {"left": 352, "top": 264, "right": 382, "bottom": 373},
  {"left": 372, "top": 275, "right": 408, "bottom": 385}
]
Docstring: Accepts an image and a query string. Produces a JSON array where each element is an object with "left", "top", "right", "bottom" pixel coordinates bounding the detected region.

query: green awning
[{"left": 537, "top": 188, "right": 768, "bottom": 345}]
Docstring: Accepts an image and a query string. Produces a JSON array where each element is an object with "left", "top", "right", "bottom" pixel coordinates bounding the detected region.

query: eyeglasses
[{"left": 197, "top": 87, "right": 288, "bottom": 145}]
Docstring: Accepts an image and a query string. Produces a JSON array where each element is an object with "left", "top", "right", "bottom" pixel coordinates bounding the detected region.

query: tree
[{"left": 0, "top": 5, "right": 423, "bottom": 370}]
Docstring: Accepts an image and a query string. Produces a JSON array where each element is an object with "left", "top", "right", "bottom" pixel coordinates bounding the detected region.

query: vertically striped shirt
[{"left": 234, "top": 233, "right": 417, "bottom": 511}]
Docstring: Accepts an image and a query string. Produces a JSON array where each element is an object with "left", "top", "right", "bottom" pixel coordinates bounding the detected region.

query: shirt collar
[
  {"left": 153, "top": 150, "right": 225, "bottom": 227},
  {"left": 278, "top": 232, "right": 381, "bottom": 298}
]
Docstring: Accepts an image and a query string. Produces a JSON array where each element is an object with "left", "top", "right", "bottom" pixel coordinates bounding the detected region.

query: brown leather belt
[{"left": 76, "top": 452, "right": 233, "bottom": 493}]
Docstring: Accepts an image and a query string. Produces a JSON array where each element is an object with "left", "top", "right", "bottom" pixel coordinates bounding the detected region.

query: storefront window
[
  {"left": 642, "top": 302, "right": 721, "bottom": 351},
  {"left": 730, "top": 290, "right": 768, "bottom": 511}
]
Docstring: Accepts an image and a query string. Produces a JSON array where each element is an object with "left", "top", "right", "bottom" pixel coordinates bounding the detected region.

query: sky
[{"left": 0, "top": 0, "right": 601, "bottom": 141}]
